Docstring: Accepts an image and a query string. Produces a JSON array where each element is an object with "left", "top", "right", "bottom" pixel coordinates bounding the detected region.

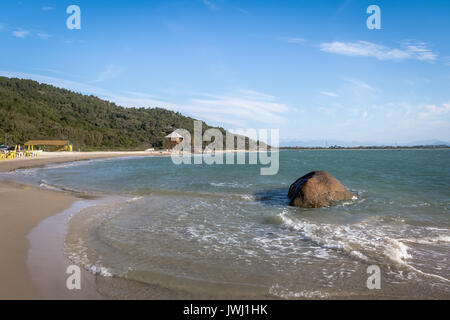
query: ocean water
[{"left": 8, "top": 150, "right": 450, "bottom": 299}]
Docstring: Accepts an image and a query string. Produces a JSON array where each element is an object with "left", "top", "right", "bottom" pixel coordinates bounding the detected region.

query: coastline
[
  {"left": 0, "top": 151, "right": 165, "bottom": 300},
  {"left": 27, "top": 199, "right": 106, "bottom": 300},
  {"left": 0, "top": 149, "right": 267, "bottom": 299},
  {"left": 0, "top": 180, "right": 77, "bottom": 299},
  {"left": 1, "top": 150, "right": 448, "bottom": 300},
  {"left": 0, "top": 151, "right": 170, "bottom": 173},
  {"left": 0, "top": 149, "right": 262, "bottom": 173}
]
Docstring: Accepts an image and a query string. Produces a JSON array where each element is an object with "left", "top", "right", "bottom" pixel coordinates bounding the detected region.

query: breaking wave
[{"left": 278, "top": 210, "right": 450, "bottom": 283}]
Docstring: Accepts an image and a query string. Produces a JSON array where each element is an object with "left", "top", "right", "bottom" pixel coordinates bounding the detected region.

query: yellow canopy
[{"left": 24, "top": 140, "right": 71, "bottom": 146}]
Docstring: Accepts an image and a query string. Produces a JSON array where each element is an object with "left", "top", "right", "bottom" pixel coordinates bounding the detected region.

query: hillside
[{"left": 0, "top": 77, "right": 243, "bottom": 150}]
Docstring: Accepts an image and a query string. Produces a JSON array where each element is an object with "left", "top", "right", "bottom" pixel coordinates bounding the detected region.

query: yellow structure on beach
[{"left": 24, "top": 140, "right": 73, "bottom": 152}]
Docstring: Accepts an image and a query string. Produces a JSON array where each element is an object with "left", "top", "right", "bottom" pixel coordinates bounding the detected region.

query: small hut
[
  {"left": 165, "top": 132, "right": 183, "bottom": 150},
  {"left": 24, "top": 140, "right": 73, "bottom": 152}
]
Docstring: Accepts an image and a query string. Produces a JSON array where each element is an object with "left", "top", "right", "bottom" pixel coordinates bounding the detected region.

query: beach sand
[
  {"left": 0, "top": 151, "right": 164, "bottom": 300},
  {"left": 0, "top": 180, "right": 77, "bottom": 299},
  {"left": 0, "top": 150, "right": 260, "bottom": 300},
  {"left": 0, "top": 151, "right": 169, "bottom": 173}
]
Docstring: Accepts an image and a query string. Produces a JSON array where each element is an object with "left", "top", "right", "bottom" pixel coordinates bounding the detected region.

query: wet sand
[
  {"left": 27, "top": 199, "right": 104, "bottom": 300},
  {"left": 0, "top": 150, "right": 257, "bottom": 300},
  {"left": 0, "top": 151, "right": 164, "bottom": 299},
  {"left": 0, "top": 180, "right": 77, "bottom": 299}
]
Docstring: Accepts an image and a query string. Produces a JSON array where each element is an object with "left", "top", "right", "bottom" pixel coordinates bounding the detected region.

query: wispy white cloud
[
  {"left": 373, "top": 101, "right": 450, "bottom": 130},
  {"left": 318, "top": 100, "right": 450, "bottom": 142},
  {"left": 91, "top": 65, "right": 123, "bottom": 83},
  {"left": 203, "top": 0, "right": 217, "bottom": 11},
  {"left": 12, "top": 29, "right": 52, "bottom": 40},
  {"left": 402, "top": 41, "right": 437, "bottom": 61},
  {"left": 282, "top": 37, "right": 306, "bottom": 44},
  {"left": 362, "top": 111, "right": 368, "bottom": 120},
  {"left": 318, "top": 105, "right": 339, "bottom": 116},
  {"left": 12, "top": 29, "right": 30, "bottom": 38},
  {"left": 42, "top": 6, "right": 54, "bottom": 11},
  {"left": 37, "top": 33, "right": 52, "bottom": 40},
  {"left": 32, "top": 68, "right": 73, "bottom": 77},
  {"left": 0, "top": 71, "right": 113, "bottom": 97},
  {"left": 234, "top": 7, "right": 250, "bottom": 15},
  {"left": 445, "top": 56, "right": 450, "bottom": 67},
  {"left": 403, "top": 77, "right": 431, "bottom": 86},
  {"left": 110, "top": 89, "right": 290, "bottom": 127},
  {"left": 237, "top": 89, "right": 276, "bottom": 101},
  {"left": 320, "top": 40, "right": 437, "bottom": 62},
  {"left": 184, "top": 89, "right": 290, "bottom": 125},
  {"left": 320, "top": 91, "right": 339, "bottom": 97},
  {"left": 343, "top": 77, "right": 376, "bottom": 91},
  {"left": 418, "top": 102, "right": 450, "bottom": 119},
  {"left": 337, "top": 0, "right": 354, "bottom": 13},
  {"left": 0, "top": 71, "right": 289, "bottom": 128}
]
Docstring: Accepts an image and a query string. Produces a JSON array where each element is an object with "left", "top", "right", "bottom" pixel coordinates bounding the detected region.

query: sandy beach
[
  {"left": 0, "top": 151, "right": 163, "bottom": 300},
  {"left": 0, "top": 180, "right": 77, "bottom": 299},
  {"left": 0, "top": 151, "right": 171, "bottom": 173},
  {"left": 0, "top": 150, "right": 263, "bottom": 299}
]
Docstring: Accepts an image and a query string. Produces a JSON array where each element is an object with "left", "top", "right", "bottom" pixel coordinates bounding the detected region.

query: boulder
[{"left": 288, "top": 171, "right": 355, "bottom": 208}]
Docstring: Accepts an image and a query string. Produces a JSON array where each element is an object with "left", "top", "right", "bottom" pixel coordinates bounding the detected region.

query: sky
[{"left": 0, "top": 0, "right": 449, "bottom": 145}]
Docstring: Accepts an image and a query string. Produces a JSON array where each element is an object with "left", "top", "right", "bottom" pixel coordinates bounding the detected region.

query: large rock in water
[{"left": 288, "top": 171, "right": 355, "bottom": 208}]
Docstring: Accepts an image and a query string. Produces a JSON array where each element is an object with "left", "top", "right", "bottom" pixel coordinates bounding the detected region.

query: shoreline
[
  {"left": 0, "top": 180, "right": 77, "bottom": 299},
  {"left": 0, "top": 151, "right": 170, "bottom": 173},
  {"left": 279, "top": 147, "right": 450, "bottom": 150},
  {"left": 0, "top": 149, "right": 267, "bottom": 174},
  {"left": 0, "top": 151, "right": 164, "bottom": 299},
  {"left": 1, "top": 150, "right": 448, "bottom": 299},
  {"left": 27, "top": 199, "right": 104, "bottom": 300},
  {"left": 0, "top": 149, "right": 268, "bottom": 299}
]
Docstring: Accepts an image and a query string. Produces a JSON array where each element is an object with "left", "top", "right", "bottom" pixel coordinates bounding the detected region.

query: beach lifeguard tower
[
  {"left": 165, "top": 132, "right": 184, "bottom": 150},
  {"left": 24, "top": 140, "right": 73, "bottom": 152}
]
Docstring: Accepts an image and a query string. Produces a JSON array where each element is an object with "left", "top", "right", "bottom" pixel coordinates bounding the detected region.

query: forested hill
[{"left": 0, "top": 76, "right": 231, "bottom": 150}]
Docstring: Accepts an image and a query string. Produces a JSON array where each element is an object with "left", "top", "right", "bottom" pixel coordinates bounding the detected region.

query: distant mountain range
[{"left": 280, "top": 139, "right": 450, "bottom": 148}]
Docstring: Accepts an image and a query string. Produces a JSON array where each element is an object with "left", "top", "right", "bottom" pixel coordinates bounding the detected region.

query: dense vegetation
[{"left": 0, "top": 77, "right": 251, "bottom": 150}]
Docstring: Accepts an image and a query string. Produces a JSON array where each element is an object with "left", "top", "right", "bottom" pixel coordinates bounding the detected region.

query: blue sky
[{"left": 1, "top": 0, "right": 449, "bottom": 145}]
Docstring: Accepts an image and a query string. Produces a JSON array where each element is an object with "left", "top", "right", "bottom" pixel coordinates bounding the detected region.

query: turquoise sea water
[{"left": 8, "top": 150, "right": 450, "bottom": 298}]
